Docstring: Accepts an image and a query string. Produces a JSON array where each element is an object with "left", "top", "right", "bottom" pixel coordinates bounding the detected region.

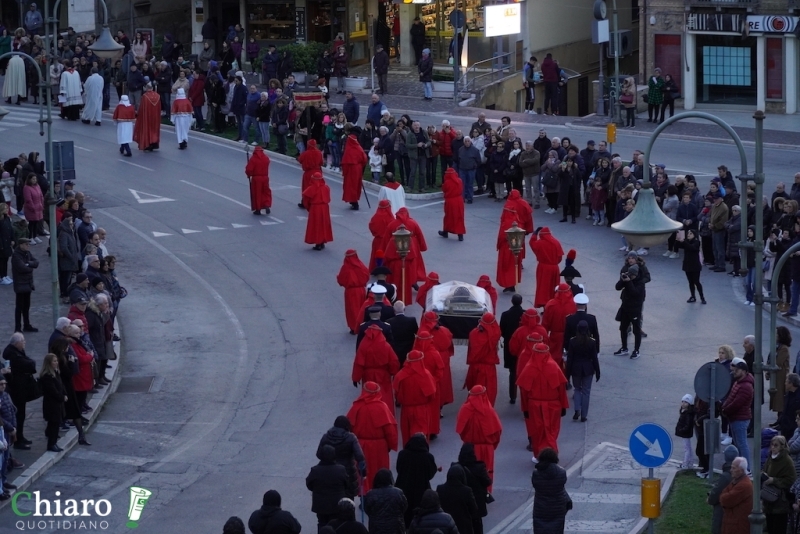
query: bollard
[{"left": 641, "top": 477, "right": 661, "bottom": 519}]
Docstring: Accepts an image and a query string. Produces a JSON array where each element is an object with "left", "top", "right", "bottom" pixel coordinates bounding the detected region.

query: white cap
[
  {"left": 235, "top": 71, "right": 244, "bottom": 78},
  {"left": 681, "top": 394, "right": 694, "bottom": 404},
  {"left": 370, "top": 284, "right": 387, "bottom": 294},
  {"left": 574, "top": 293, "right": 589, "bottom": 305}
]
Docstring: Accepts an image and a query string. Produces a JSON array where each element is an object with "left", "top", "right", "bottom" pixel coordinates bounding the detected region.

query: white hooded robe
[
  {"left": 170, "top": 88, "right": 193, "bottom": 144},
  {"left": 81, "top": 73, "right": 104, "bottom": 123}
]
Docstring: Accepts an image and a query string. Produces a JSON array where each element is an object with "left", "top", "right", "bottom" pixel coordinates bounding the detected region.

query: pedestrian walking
[
  {"left": 317, "top": 416, "right": 366, "bottom": 500},
  {"left": 613, "top": 265, "right": 645, "bottom": 359},
  {"left": 418, "top": 49, "right": 433, "bottom": 101},
  {"left": 337, "top": 250, "right": 370, "bottom": 335},
  {"left": 436, "top": 464, "right": 479, "bottom": 534},
  {"left": 456, "top": 385, "right": 502, "bottom": 492},
  {"left": 347, "top": 382, "right": 398, "bottom": 492},
  {"left": 248, "top": 490, "right": 302, "bottom": 534},
  {"left": 408, "top": 490, "right": 458, "bottom": 534},
  {"left": 374, "top": 44, "right": 389, "bottom": 95},
  {"left": 530, "top": 448, "right": 572, "bottom": 534},
  {"left": 465, "top": 313, "right": 501, "bottom": 406},
  {"left": 342, "top": 132, "right": 367, "bottom": 210},
  {"left": 245, "top": 146, "right": 272, "bottom": 215},
  {"left": 80, "top": 69, "right": 103, "bottom": 125},
  {"left": 675, "top": 228, "right": 706, "bottom": 303},
  {"left": 112, "top": 95, "right": 135, "bottom": 157},
  {"left": 133, "top": 83, "right": 161, "bottom": 151},
  {"left": 394, "top": 353, "right": 436, "bottom": 447},
  {"left": 530, "top": 227, "right": 564, "bottom": 308},
  {"left": 306, "top": 444, "right": 350, "bottom": 530},
  {"left": 439, "top": 168, "right": 465, "bottom": 240},
  {"left": 364, "top": 468, "right": 407, "bottom": 534},
  {"left": 565, "top": 321, "right": 600, "bottom": 423},
  {"left": 170, "top": 88, "right": 193, "bottom": 150},
  {"left": 302, "top": 172, "right": 333, "bottom": 250}
]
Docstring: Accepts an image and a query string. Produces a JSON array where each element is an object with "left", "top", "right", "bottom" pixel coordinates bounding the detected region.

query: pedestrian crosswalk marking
[
  {"left": 152, "top": 232, "right": 173, "bottom": 237},
  {"left": 231, "top": 223, "right": 251, "bottom": 228},
  {"left": 207, "top": 226, "right": 226, "bottom": 230},
  {"left": 181, "top": 228, "right": 201, "bottom": 234},
  {"left": 260, "top": 220, "right": 278, "bottom": 225}
]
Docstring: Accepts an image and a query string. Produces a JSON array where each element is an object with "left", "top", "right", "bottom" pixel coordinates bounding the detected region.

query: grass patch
[{"left": 653, "top": 471, "right": 712, "bottom": 534}]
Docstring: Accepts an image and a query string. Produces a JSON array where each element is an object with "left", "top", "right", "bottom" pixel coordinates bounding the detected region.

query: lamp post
[
  {"left": 392, "top": 224, "right": 412, "bottom": 304},
  {"left": 611, "top": 180, "right": 682, "bottom": 248},
  {"left": 505, "top": 221, "right": 526, "bottom": 286},
  {"left": 614, "top": 111, "right": 769, "bottom": 534}
]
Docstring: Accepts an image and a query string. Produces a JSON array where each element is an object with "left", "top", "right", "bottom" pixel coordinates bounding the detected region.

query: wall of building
[{"left": 104, "top": 0, "right": 193, "bottom": 48}]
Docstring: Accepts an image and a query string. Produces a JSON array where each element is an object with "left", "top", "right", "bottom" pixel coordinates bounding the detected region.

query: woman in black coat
[
  {"left": 488, "top": 142, "right": 509, "bottom": 202},
  {"left": 317, "top": 50, "right": 333, "bottom": 89},
  {"left": 39, "top": 353, "right": 66, "bottom": 452},
  {"left": 408, "top": 490, "right": 459, "bottom": 534},
  {"left": 0, "top": 203, "right": 13, "bottom": 283},
  {"left": 396, "top": 433, "right": 438, "bottom": 527},
  {"left": 455, "top": 443, "right": 491, "bottom": 534},
  {"left": 437, "top": 465, "right": 479, "bottom": 534},
  {"left": 49, "top": 337, "right": 89, "bottom": 445},
  {"left": 530, "top": 448, "right": 571, "bottom": 534},
  {"left": 675, "top": 229, "right": 705, "bottom": 304},
  {"left": 557, "top": 158, "right": 581, "bottom": 223},
  {"left": 317, "top": 416, "right": 366, "bottom": 499},
  {"left": 364, "top": 469, "right": 407, "bottom": 534}
]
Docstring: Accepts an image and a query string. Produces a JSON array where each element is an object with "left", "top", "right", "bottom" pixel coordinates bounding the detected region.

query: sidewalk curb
[
  {"left": 729, "top": 275, "right": 800, "bottom": 328},
  {"left": 0, "top": 320, "right": 122, "bottom": 510}
]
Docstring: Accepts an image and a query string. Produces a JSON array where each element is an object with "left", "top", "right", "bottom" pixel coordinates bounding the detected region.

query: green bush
[{"left": 258, "top": 41, "right": 329, "bottom": 74}]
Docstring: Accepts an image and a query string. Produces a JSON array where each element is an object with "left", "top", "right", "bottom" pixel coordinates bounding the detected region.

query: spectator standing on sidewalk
[
  {"left": 0, "top": 203, "right": 13, "bottom": 285},
  {"left": 374, "top": 44, "right": 390, "bottom": 95},
  {"left": 419, "top": 49, "right": 433, "bottom": 101},
  {"left": 722, "top": 358, "right": 754, "bottom": 472},
  {"left": 334, "top": 45, "right": 349, "bottom": 94},
  {"left": 343, "top": 92, "right": 360, "bottom": 125},
  {"left": 3, "top": 333, "right": 35, "bottom": 450},
  {"left": 540, "top": 54, "right": 559, "bottom": 115},
  {"left": 12, "top": 238, "right": 38, "bottom": 333}
]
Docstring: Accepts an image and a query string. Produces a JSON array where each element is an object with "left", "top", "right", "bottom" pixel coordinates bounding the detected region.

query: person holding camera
[{"left": 614, "top": 264, "right": 645, "bottom": 360}]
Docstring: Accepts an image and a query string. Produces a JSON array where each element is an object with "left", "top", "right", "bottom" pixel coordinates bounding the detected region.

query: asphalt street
[{"left": 0, "top": 104, "right": 798, "bottom": 533}]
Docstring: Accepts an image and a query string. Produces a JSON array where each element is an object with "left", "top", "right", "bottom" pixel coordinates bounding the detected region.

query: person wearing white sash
[
  {"left": 170, "top": 88, "right": 194, "bottom": 150},
  {"left": 112, "top": 96, "right": 135, "bottom": 157}
]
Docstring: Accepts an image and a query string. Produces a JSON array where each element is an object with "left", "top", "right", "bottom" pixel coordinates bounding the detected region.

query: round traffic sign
[
  {"left": 449, "top": 9, "right": 466, "bottom": 29},
  {"left": 694, "top": 362, "right": 732, "bottom": 403},
  {"left": 629, "top": 423, "right": 673, "bottom": 468}
]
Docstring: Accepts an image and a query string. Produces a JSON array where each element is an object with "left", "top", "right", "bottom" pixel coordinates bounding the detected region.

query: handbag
[
  {"left": 620, "top": 94, "right": 633, "bottom": 104},
  {"left": 340, "top": 67, "right": 348, "bottom": 77},
  {"left": 23, "top": 373, "right": 43, "bottom": 402},
  {"left": 642, "top": 94, "right": 650, "bottom": 104},
  {"left": 381, "top": 154, "right": 388, "bottom": 166},
  {"left": 670, "top": 91, "right": 681, "bottom": 100},
  {"left": 277, "top": 124, "right": 289, "bottom": 135},
  {"left": 761, "top": 483, "right": 781, "bottom": 502},
  {"left": 763, "top": 259, "right": 771, "bottom": 273}
]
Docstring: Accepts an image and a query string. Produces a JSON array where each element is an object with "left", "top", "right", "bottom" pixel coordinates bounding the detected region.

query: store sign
[
  {"left": 688, "top": 13, "right": 799, "bottom": 33},
  {"left": 484, "top": 4, "right": 520, "bottom": 37},
  {"left": 747, "top": 16, "right": 798, "bottom": 34},
  {"left": 295, "top": 8, "right": 306, "bottom": 42}
]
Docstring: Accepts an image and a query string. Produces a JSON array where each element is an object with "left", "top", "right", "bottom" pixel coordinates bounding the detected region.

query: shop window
[
  {"left": 766, "top": 37, "right": 783, "bottom": 100},
  {"left": 248, "top": 2, "right": 296, "bottom": 42},
  {"left": 695, "top": 35, "right": 756, "bottom": 105},
  {"left": 654, "top": 34, "right": 681, "bottom": 90},
  {"left": 703, "top": 46, "right": 751, "bottom": 86}
]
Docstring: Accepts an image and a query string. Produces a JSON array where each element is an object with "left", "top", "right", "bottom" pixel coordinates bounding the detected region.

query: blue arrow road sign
[{"left": 629, "top": 423, "right": 673, "bottom": 468}]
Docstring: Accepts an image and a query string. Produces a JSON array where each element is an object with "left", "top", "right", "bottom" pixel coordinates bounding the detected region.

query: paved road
[{"left": 0, "top": 106, "right": 794, "bottom": 533}]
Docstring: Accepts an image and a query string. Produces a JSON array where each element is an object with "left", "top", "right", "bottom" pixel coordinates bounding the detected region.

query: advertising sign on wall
[{"left": 484, "top": 4, "right": 520, "bottom": 37}]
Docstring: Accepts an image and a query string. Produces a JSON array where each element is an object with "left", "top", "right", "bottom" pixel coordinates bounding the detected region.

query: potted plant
[{"left": 275, "top": 41, "right": 328, "bottom": 88}]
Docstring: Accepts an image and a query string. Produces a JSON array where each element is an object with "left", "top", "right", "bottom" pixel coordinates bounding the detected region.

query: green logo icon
[{"left": 126, "top": 487, "right": 152, "bottom": 528}]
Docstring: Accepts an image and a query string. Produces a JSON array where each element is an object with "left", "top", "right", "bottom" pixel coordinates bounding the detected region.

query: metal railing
[{"left": 457, "top": 52, "right": 517, "bottom": 95}]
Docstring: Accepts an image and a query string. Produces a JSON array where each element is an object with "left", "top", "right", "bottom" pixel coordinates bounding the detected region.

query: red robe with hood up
[
  {"left": 504, "top": 190, "right": 532, "bottom": 261},
  {"left": 298, "top": 139, "right": 323, "bottom": 193},
  {"left": 421, "top": 311, "right": 454, "bottom": 407},
  {"left": 496, "top": 208, "right": 522, "bottom": 289},
  {"left": 346, "top": 382, "right": 398, "bottom": 492},
  {"left": 456, "top": 385, "right": 503, "bottom": 491},
  {"left": 542, "top": 283, "right": 577, "bottom": 369},
  {"left": 302, "top": 173, "right": 333, "bottom": 244},
  {"left": 337, "top": 250, "right": 370, "bottom": 332},
  {"left": 341, "top": 134, "right": 367, "bottom": 203},
  {"left": 352, "top": 326, "right": 400, "bottom": 409},
  {"left": 415, "top": 272, "right": 439, "bottom": 310},
  {"left": 477, "top": 275, "right": 498, "bottom": 313},
  {"left": 465, "top": 313, "right": 501, "bottom": 406},
  {"left": 442, "top": 168, "right": 466, "bottom": 235},
  {"left": 530, "top": 227, "right": 564, "bottom": 308},
  {"left": 412, "top": 331, "right": 444, "bottom": 436},
  {"left": 368, "top": 200, "right": 395, "bottom": 270},
  {"left": 245, "top": 146, "right": 273, "bottom": 210},
  {"left": 393, "top": 350, "right": 437, "bottom": 446},
  {"left": 382, "top": 208, "right": 427, "bottom": 302}
]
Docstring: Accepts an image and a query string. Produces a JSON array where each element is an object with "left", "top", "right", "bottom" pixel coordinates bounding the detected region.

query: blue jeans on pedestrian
[
  {"left": 745, "top": 267, "right": 755, "bottom": 302},
  {"left": 572, "top": 373, "right": 594, "bottom": 418},
  {"left": 331, "top": 142, "right": 341, "bottom": 167},
  {"left": 789, "top": 280, "right": 800, "bottom": 315},
  {"left": 729, "top": 419, "right": 750, "bottom": 471},
  {"left": 258, "top": 121, "right": 270, "bottom": 146},
  {"left": 460, "top": 169, "right": 475, "bottom": 201},
  {"left": 712, "top": 231, "right": 726, "bottom": 269},
  {"left": 242, "top": 115, "right": 260, "bottom": 144},
  {"left": 423, "top": 82, "right": 433, "bottom": 99}
]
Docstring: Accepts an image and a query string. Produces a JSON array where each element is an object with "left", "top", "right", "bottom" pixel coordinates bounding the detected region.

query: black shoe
[
  {"left": 298, "top": 203, "right": 305, "bottom": 209},
  {"left": 22, "top": 325, "right": 38, "bottom": 332},
  {"left": 3, "top": 482, "right": 17, "bottom": 490},
  {"left": 350, "top": 203, "right": 359, "bottom": 210},
  {"left": 264, "top": 208, "right": 270, "bottom": 214},
  {"left": 581, "top": 417, "right": 587, "bottom": 422},
  {"left": 0, "top": 493, "right": 10, "bottom": 501},
  {"left": 613, "top": 347, "right": 629, "bottom": 355},
  {"left": 701, "top": 298, "right": 707, "bottom": 304},
  {"left": 458, "top": 234, "right": 463, "bottom": 241},
  {"left": 502, "top": 287, "right": 515, "bottom": 293},
  {"left": 573, "top": 411, "right": 580, "bottom": 421},
  {"left": 312, "top": 244, "right": 323, "bottom": 250},
  {"left": 18, "top": 438, "right": 31, "bottom": 445},
  {"left": 630, "top": 350, "right": 640, "bottom": 360},
  {"left": 509, "top": 398, "right": 516, "bottom": 404},
  {"left": 438, "top": 231, "right": 449, "bottom": 239},
  {"left": 14, "top": 443, "right": 31, "bottom": 450},
  {"left": 429, "top": 434, "right": 438, "bottom": 440},
  {"left": 687, "top": 297, "right": 696, "bottom": 303},
  {"left": 47, "top": 445, "right": 63, "bottom": 453},
  {"left": 95, "top": 122, "right": 101, "bottom": 126},
  {"left": 119, "top": 146, "right": 124, "bottom": 154},
  {"left": 559, "top": 218, "right": 568, "bottom": 223},
  {"left": 640, "top": 331, "right": 648, "bottom": 338},
  {"left": 79, "top": 438, "right": 91, "bottom": 446},
  {"left": 113, "top": 334, "right": 120, "bottom": 341}
]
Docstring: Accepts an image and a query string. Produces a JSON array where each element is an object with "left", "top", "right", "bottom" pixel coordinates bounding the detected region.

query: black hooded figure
[
  {"left": 306, "top": 444, "right": 350, "bottom": 529},
  {"left": 436, "top": 464, "right": 480, "bottom": 534},
  {"left": 325, "top": 498, "right": 369, "bottom": 534},
  {"left": 454, "top": 443, "right": 492, "bottom": 534},
  {"left": 408, "top": 490, "right": 459, "bottom": 534},
  {"left": 396, "top": 433, "right": 438, "bottom": 527},
  {"left": 364, "top": 468, "right": 407, "bottom": 534},
  {"left": 530, "top": 448, "right": 572, "bottom": 534},
  {"left": 317, "top": 415, "right": 366, "bottom": 498},
  {"left": 248, "top": 490, "right": 302, "bottom": 534}
]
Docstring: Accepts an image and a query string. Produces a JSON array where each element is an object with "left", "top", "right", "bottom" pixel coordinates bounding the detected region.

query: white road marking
[
  {"left": 273, "top": 184, "right": 301, "bottom": 190},
  {"left": 91, "top": 422, "right": 176, "bottom": 443},
  {"left": 75, "top": 145, "right": 92, "bottom": 152},
  {"left": 568, "top": 493, "right": 640, "bottom": 504},
  {"left": 208, "top": 226, "right": 226, "bottom": 230},
  {"left": 180, "top": 179, "right": 251, "bottom": 208},
  {"left": 151, "top": 231, "right": 173, "bottom": 237},
  {"left": 267, "top": 215, "right": 284, "bottom": 223},
  {"left": 182, "top": 228, "right": 202, "bottom": 234},
  {"left": 517, "top": 519, "right": 634, "bottom": 532},
  {"left": 92, "top": 421, "right": 216, "bottom": 424},
  {"left": 260, "top": 220, "right": 279, "bottom": 225},
  {"left": 0, "top": 128, "right": 6, "bottom": 132},
  {"left": 232, "top": 223, "right": 251, "bottom": 228},
  {"left": 129, "top": 189, "right": 175, "bottom": 203},
  {"left": 69, "top": 449, "right": 150, "bottom": 466},
  {"left": 119, "top": 160, "right": 154, "bottom": 171}
]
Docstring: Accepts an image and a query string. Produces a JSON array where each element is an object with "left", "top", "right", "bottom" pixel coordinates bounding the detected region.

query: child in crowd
[
  {"left": 368, "top": 138, "right": 383, "bottom": 183},
  {"left": 590, "top": 179, "right": 608, "bottom": 226},
  {"left": 675, "top": 393, "right": 695, "bottom": 469}
]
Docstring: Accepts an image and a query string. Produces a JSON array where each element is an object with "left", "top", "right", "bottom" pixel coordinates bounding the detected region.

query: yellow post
[
  {"left": 641, "top": 478, "right": 661, "bottom": 519},
  {"left": 607, "top": 123, "right": 617, "bottom": 144}
]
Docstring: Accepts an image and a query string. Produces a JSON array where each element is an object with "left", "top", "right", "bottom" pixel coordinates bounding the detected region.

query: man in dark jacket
[
  {"left": 306, "top": 445, "right": 350, "bottom": 529},
  {"left": 317, "top": 416, "right": 366, "bottom": 498},
  {"left": 231, "top": 76, "right": 248, "bottom": 142},
  {"left": 613, "top": 264, "right": 644, "bottom": 359},
  {"left": 396, "top": 433, "right": 438, "bottom": 527},
  {"left": 11, "top": 239, "right": 38, "bottom": 333},
  {"left": 387, "top": 301, "right": 418, "bottom": 366},
  {"left": 776, "top": 373, "right": 800, "bottom": 439},
  {"left": 364, "top": 469, "right": 407, "bottom": 534},
  {"left": 499, "top": 294, "right": 524, "bottom": 403},
  {"left": 540, "top": 54, "right": 559, "bottom": 115},
  {"left": 248, "top": 490, "right": 302, "bottom": 534},
  {"left": 436, "top": 465, "right": 479, "bottom": 534},
  {"left": 126, "top": 63, "right": 146, "bottom": 111},
  {"left": 418, "top": 49, "right": 433, "bottom": 101},
  {"left": 458, "top": 137, "right": 481, "bottom": 203},
  {"left": 454, "top": 444, "right": 491, "bottom": 534},
  {"left": 343, "top": 92, "right": 360, "bottom": 125},
  {"left": 564, "top": 293, "right": 599, "bottom": 353},
  {"left": 262, "top": 45, "right": 279, "bottom": 81},
  {"left": 410, "top": 18, "right": 426, "bottom": 65},
  {"left": 373, "top": 45, "right": 390, "bottom": 95},
  {"left": 2, "top": 332, "right": 35, "bottom": 448}
]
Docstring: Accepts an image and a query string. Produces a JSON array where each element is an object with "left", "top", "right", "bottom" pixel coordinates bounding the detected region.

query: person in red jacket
[
  {"left": 540, "top": 53, "right": 560, "bottom": 116},
  {"left": 530, "top": 226, "right": 564, "bottom": 308},
  {"left": 337, "top": 249, "right": 370, "bottom": 334},
  {"left": 394, "top": 349, "right": 437, "bottom": 446},
  {"left": 297, "top": 139, "right": 323, "bottom": 208},
  {"left": 465, "top": 313, "right": 501, "bottom": 406},
  {"left": 352, "top": 325, "right": 400, "bottom": 410},
  {"left": 245, "top": 146, "right": 272, "bottom": 215},
  {"left": 412, "top": 330, "right": 444, "bottom": 439},
  {"left": 517, "top": 342, "right": 569, "bottom": 459},
  {"left": 439, "top": 168, "right": 465, "bottom": 241},
  {"left": 341, "top": 132, "right": 367, "bottom": 210},
  {"left": 542, "top": 283, "right": 577, "bottom": 371},
  {"left": 434, "top": 120, "right": 457, "bottom": 171},
  {"left": 302, "top": 172, "right": 333, "bottom": 250},
  {"left": 187, "top": 69, "right": 206, "bottom": 131},
  {"left": 421, "top": 311, "right": 454, "bottom": 409},
  {"left": 347, "top": 381, "right": 398, "bottom": 492},
  {"left": 722, "top": 358, "right": 755, "bottom": 471},
  {"left": 456, "top": 385, "right": 502, "bottom": 491},
  {"left": 496, "top": 208, "right": 522, "bottom": 293},
  {"left": 368, "top": 200, "right": 395, "bottom": 270},
  {"left": 415, "top": 272, "right": 439, "bottom": 310},
  {"left": 67, "top": 324, "right": 94, "bottom": 419}
]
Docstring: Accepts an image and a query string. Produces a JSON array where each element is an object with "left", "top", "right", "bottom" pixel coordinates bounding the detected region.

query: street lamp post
[
  {"left": 615, "top": 110, "right": 769, "bottom": 534},
  {"left": 392, "top": 225, "right": 412, "bottom": 304},
  {"left": 611, "top": 180, "right": 682, "bottom": 247},
  {"left": 505, "top": 221, "right": 526, "bottom": 286}
]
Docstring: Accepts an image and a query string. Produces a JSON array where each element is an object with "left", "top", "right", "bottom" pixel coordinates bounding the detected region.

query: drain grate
[{"left": 116, "top": 376, "right": 156, "bottom": 394}]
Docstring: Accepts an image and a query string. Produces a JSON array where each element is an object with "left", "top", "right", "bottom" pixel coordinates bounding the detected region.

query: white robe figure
[
  {"left": 59, "top": 68, "right": 83, "bottom": 120},
  {"left": 170, "top": 88, "right": 193, "bottom": 148},
  {"left": 81, "top": 72, "right": 104, "bottom": 124},
  {"left": 114, "top": 95, "right": 134, "bottom": 145},
  {"left": 2, "top": 55, "right": 27, "bottom": 100},
  {"left": 377, "top": 184, "right": 406, "bottom": 214}
]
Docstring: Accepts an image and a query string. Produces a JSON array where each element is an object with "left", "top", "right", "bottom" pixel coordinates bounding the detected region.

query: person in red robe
[
  {"left": 298, "top": 139, "right": 323, "bottom": 207},
  {"left": 542, "top": 282, "right": 576, "bottom": 370},
  {"left": 504, "top": 189, "right": 532, "bottom": 264},
  {"left": 464, "top": 312, "right": 501, "bottom": 406},
  {"left": 352, "top": 325, "right": 400, "bottom": 409},
  {"left": 456, "top": 385, "right": 502, "bottom": 491},
  {"left": 530, "top": 227, "right": 564, "bottom": 308},
  {"left": 508, "top": 309, "right": 548, "bottom": 403},
  {"left": 412, "top": 330, "right": 444, "bottom": 439},
  {"left": 381, "top": 208, "right": 426, "bottom": 303},
  {"left": 415, "top": 272, "right": 439, "bottom": 310},
  {"left": 393, "top": 208, "right": 428, "bottom": 284},
  {"left": 476, "top": 275, "right": 498, "bottom": 313},
  {"left": 133, "top": 83, "right": 161, "bottom": 151},
  {"left": 245, "top": 146, "right": 273, "bottom": 215},
  {"left": 346, "top": 381, "right": 398, "bottom": 493},
  {"left": 496, "top": 208, "right": 522, "bottom": 293},
  {"left": 369, "top": 200, "right": 395, "bottom": 270},
  {"left": 341, "top": 133, "right": 367, "bottom": 210},
  {"left": 337, "top": 249, "right": 370, "bottom": 334},
  {"left": 517, "top": 342, "right": 569, "bottom": 459},
  {"left": 393, "top": 349, "right": 436, "bottom": 446},
  {"left": 302, "top": 172, "right": 333, "bottom": 250},
  {"left": 515, "top": 332, "right": 545, "bottom": 395},
  {"left": 438, "top": 168, "right": 465, "bottom": 241},
  {"left": 421, "top": 311, "right": 454, "bottom": 408}
]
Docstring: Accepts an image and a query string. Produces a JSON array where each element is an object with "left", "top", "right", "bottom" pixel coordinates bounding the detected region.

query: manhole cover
[{"left": 116, "top": 376, "right": 156, "bottom": 394}]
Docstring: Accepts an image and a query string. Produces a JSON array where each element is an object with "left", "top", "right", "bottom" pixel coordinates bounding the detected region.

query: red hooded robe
[
  {"left": 464, "top": 313, "right": 501, "bottom": 406},
  {"left": 393, "top": 350, "right": 436, "bottom": 446},
  {"left": 415, "top": 272, "right": 439, "bottom": 310},
  {"left": 542, "top": 283, "right": 577, "bottom": 370},
  {"left": 476, "top": 275, "right": 498, "bottom": 313},
  {"left": 341, "top": 134, "right": 367, "bottom": 203},
  {"left": 516, "top": 343, "right": 570, "bottom": 457},
  {"left": 396, "top": 208, "right": 428, "bottom": 282},
  {"left": 530, "top": 227, "right": 564, "bottom": 308},
  {"left": 368, "top": 200, "right": 395, "bottom": 270},
  {"left": 245, "top": 146, "right": 273, "bottom": 211},
  {"left": 133, "top": 89, "right": 161, "bottom": 150},
  {"left": 456, "top": 385, "right": 502, "bottom": 491},
  {"left": 509, "top": 309, "right": 549, "bottom": 361},
  {"left": 496, "top": 208, "right": 522, "bottom": 290},
  {"left": 442, "top": 168, "right": 466, "bottom": 235},
  {"left": 421, "top": 311, "right": 454, "bottom": 407},
  {"left": 352, "top": 326, "right": 401, "bottom": 409},
  {"left": 298, "top": 139, "right": 323, "bottom": 193},
  {"left": 382, "top": 208, "right": 426, "bottom": 302},
  {"left": 302, "top": 172, "right": 333, "bottom": 245},
  {"left": 346, "top": 381, "right": 398, "bottom": 492},
  {"left": 337, "top": 250, "right": 370, "bottom": 333},
  {"left": 412, "top": 330, "right": 444, "bottom": 436},
  {"left": 504, "top": 190, "right": 532, "bottom": 261}
]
